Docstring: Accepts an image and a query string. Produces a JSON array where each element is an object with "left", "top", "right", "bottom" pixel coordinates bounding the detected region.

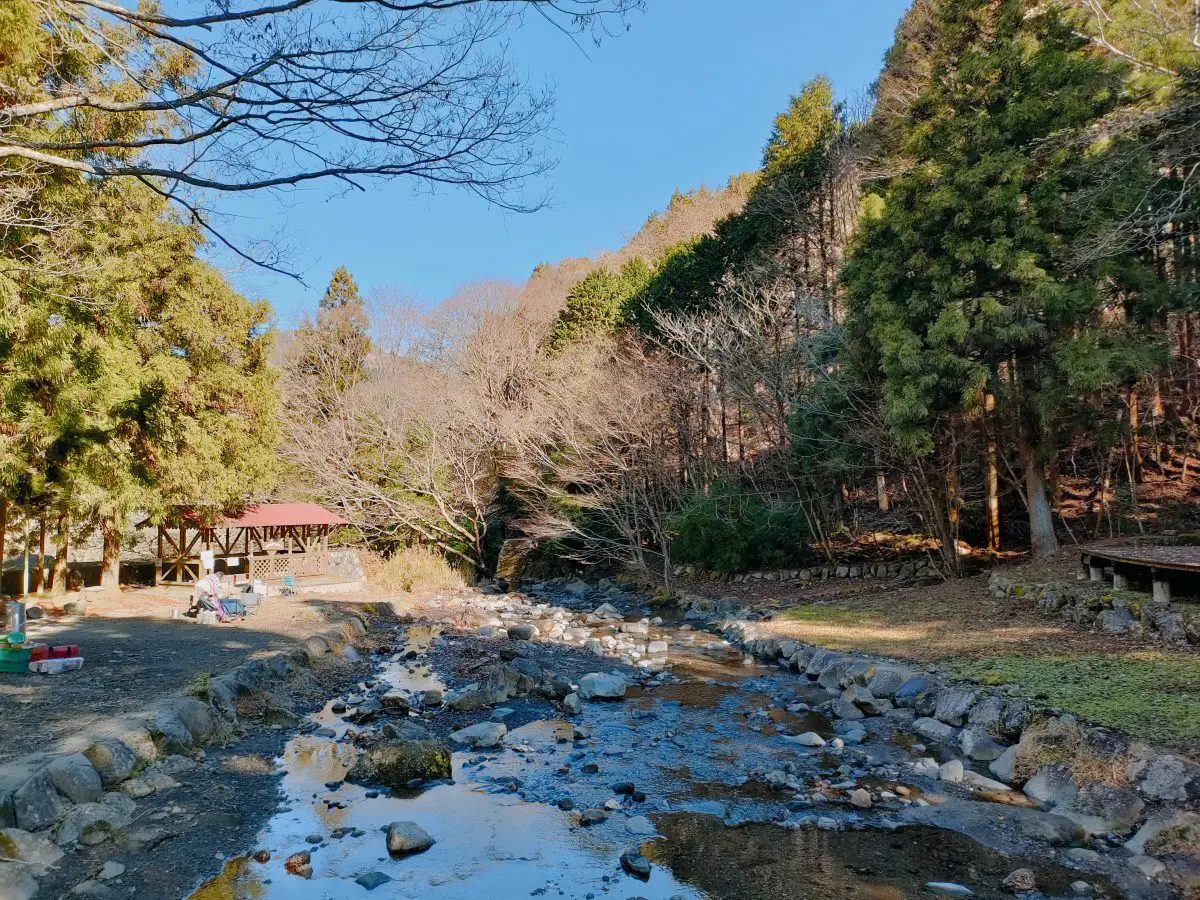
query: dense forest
[
  {"left": 3, "top": 0, "right": 1199, "bottom": 587},
  {"left": 283, "top": 0, "right": 1200, "bottom": 581}
]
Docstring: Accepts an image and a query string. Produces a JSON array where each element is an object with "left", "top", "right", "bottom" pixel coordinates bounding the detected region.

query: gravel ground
[{"left": 0, "top": 590, "right": 382, "bottom": 763}]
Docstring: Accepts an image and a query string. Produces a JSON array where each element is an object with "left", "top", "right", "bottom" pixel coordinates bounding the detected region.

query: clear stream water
[{"left": 190, "top": 613, "right": 1118, "bottom": 900}]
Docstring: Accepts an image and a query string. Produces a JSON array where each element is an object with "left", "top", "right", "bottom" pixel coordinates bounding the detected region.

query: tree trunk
[
  {"left": 100, "top": 514, "right": 122, "bottom": 590},
  {"left": 51, "top": 515, "right": 69, "bottom": 597},
  {"left": 0, "top": 498, "right": 6, "bottom": 582},
  {"left": 1127, "top": 388, "right": 1142, "bottom": 484},
  {"left": 31, "top": 520, "right": 46, "bottom": 593},
  {"left": 984, "top": 392, "right": 1000, "bottom": 552},
  {"left": 874, "top": 449, "right": 889, "bottom": 512},
  {"left": 1020, "top": 437, "right": 1059, "bottom": 558}
]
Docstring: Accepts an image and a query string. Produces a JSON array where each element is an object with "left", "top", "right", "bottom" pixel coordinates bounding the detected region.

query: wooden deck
[{"left": 1081, "top": 545, "right": 1200, "bottom": 603}]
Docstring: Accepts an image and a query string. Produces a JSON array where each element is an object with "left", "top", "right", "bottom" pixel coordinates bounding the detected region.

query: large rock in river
[{"left": 346, "top": 740, "right": 452, "bottom": 787}]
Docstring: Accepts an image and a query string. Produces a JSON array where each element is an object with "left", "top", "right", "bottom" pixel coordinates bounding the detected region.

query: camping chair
[{"left": 281, "top": 574, "right": 298, "bottom": 596}]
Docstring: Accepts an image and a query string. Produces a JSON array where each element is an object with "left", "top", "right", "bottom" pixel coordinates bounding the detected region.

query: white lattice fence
[{"left": 250, "top": 553, "right": 329, "bottom": 580}]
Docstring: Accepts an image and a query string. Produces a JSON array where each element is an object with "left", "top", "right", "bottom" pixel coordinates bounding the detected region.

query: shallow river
[{"left": 190, "top": 598, "right": 1117, "bottom": 900}]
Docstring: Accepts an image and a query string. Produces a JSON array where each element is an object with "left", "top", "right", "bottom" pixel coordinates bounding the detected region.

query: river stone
[
  {"left": 1024, "top": 764, "right": 1079, "bottom": 809},
  {"left": 1126, "top": 753, "right": 1200, "bottom": 802},
  {"left": 989, "top": 745, "right": 1020, "bottom": 785},
  {"left": 1062, "top": 782, "right": 1144, "bottom": 836},
  {"left": 966, "top": 695, "right": 1004, "bottom": 734},
  {"left": 1002, "top": 868, "right": 1036, "bottom": 894},
  {"left": 816, "top": 659, "right": 850, "bottom": 691},
  {"left": 925, "top": 883, "right": 973, "bottom": 897},
  {"left": 449, "top": 721, "right": 506, "bottom": 749},
  {"left": 1128, "top": 855, "right": 1165, "bottom": 878},
  {"left": 785, "top": 732, "right": 826, "bottom": 748},
  {"left": 12, "top": 772, "right": 67, "bottom": 832},
  {"left": 83, "top": 740, "right": 137, "bottom": 787},
  {"left": 0, "top": 827, "right": 64, "bottom": 873},
  {"left": 385, "top": 821, "right": 434, "bottom": 855},
  {"left": 346, "top": 740, "right": 452, "bottom": 787},
  {"left": 939, "top": 760, "right": 964, "bottom": 783},
  {"left": 355, "top": 872, "right": 392, "bottom": 890},
  {"left": 144, "top": 708, "right": 193, "bottom": 754},
  {"left": 577, "top": 673, "right": 627, "bottom": 700},
  {"left": 619, "top": 849, "right": 652, "bottom": 880},
  {"left": 46, "top": 754, "right": 103, "bottom": 803},
  {"left": 894, "top": 676, "right": 938, "bottom": 715},
  {"left": 381, "top": 721, "right": 433, "bottom": 742},
  {"left": 999, "top": 700, "right": 1031, "bottom": 738},
  {"left": 0, "top": 862, "right": 36, "bottom": 900},
  {"left": 1124, "top": 809, "right": 1200, "bottom": 855},
  {"left": 933, "top": 686, "right": 979, "bottom": 726},
  {"left": 620, "top": 622, "right": 649, "bottom": 636},
  {"left": 913, "top": 717, "right": 957, "bottom": 745},
  {"left": 959, "top": 727, "right": 1005, "bottom": 762},
  {"left": 55, "top": 795, "right": 135, "bottom": 846},
  {"left": 507, "top": 624, "right": 538, "bottom": 641},
  {"left": 1010, "top": 809, "right": 1086, "bottom": 846},
  {"left": 866, "top": 667, "right": 909, "bottom": 698}
]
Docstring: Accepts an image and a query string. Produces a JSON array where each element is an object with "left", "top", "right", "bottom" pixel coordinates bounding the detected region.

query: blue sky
[{"left": 219, "top": 1, "right": 910, "bottom": 325}]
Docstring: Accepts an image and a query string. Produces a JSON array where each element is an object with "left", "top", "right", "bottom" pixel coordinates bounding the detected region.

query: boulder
[
  {"left": 959, "top": 727, "right": 1005, "bottom": 763},
  {"left": 54, "top": 794, "right": 135, "bottom": 846},
  {"left": 1127, "top": 754, "right": 1200, "bottom": 803},
  {"left": 1096, "top": 607, "right": 1136, "bottom": 634},
  {"left": 1061, "top": 782, "right": 1144, "bottom": 837},
  {"left": 386, "top": 821, "right": 434, "bottom": 855},
  {"left": 0, "top": 862, "right": 36, "bottom": 900},
  {"left": 45, "top": 754, "right": 103, "bottom": 804},
  {"left": 506, "top": 624, "right": 538, "bottom": 641},
  {"left": 619, "top": 849, "right": 652, "bottom": 880},
  {"left": 0, "top": 827, "right": 64, "bottom": 873},
  {"left": 933, "top": 685, "right": 979, "bottom": 726},
  {"left": 866, "top": 667, "right": 910, "bottom": 699},
  {"left": 12, "top": 772, "right": 67, "bottom": 832},
  {"left": 894, "top": 676, "right": 938, "bottom": 714},
  {"left": 913, "top": 717, "right": 957, "bottom": 745},
  {"left": 449, "top": 722, "right": 506, "bottom": 749},
  {"left": 1023, "top": 764, "right": 1078, "bottom": 809},
  {"left": 577, "top": 673, "right": 628, "bottom": 700},
  {"left": 81, "top": 740, "right": 137, "bottom": 788},
  {"left": 989, "top": 745, "right": 1020, "bottom": 785},
  {"left": 345, "top": 740, "right": 452, "bottom": 787},
  {"left": 966, "top": 695, "right": 1004, "bottom": 735}
]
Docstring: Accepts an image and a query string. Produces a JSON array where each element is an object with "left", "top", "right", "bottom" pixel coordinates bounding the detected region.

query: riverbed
[{"left": 189, "top": 586, "right": 1133, "bottom": 899}]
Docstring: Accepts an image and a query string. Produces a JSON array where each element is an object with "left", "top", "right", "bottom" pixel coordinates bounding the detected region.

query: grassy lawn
[
  {"left": 948, "top": 652, "right": 1200, "bottom": 748},
  {"left": 772, "top": 594, "right": 1200, "bottom": 749}
]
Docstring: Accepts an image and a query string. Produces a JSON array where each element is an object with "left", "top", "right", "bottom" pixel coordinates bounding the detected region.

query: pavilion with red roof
[{"left": 153, "top": 502, "right": 348, "bottom": 585}]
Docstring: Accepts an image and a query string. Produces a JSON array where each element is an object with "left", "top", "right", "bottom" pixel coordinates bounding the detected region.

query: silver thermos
[{"left": 5, "top": 600, "right": 26, "bottom": 636}]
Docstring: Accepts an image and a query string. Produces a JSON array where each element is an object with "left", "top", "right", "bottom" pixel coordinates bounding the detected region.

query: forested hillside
[{"left": 282, "top": 0, "right": 1199, "bottom": 582}]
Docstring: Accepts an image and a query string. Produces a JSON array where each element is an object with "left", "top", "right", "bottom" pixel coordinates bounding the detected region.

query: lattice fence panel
[{"left": 249, "top": 553, "right": 329, "bottom": 581}]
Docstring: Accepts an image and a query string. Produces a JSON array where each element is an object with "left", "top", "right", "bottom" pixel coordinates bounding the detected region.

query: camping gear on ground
[
  {"left": 0, "top": 644, "right": 32, "bottom": 673},
  {"left": 30, "top": 657, "right": 84, "bottom": 675},
  {"left": 6, "top": 601, "right": 26, "bottom": 635},
  {"left": 28, "top": 644, "right": 49, "bottom": 662},
  {"left": 281, "top": 574, "right": 297, "bottom": 596},
  {"left": 49, "top": 645, "right": 79, "bottom": 659}
]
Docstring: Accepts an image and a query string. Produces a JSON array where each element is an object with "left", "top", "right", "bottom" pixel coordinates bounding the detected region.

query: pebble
[
  {"left": 97, "top": 861, "right": 125, "bottom": 880},
  {"left": 925, "top": 883, "right": 974, "bottom": 898}
]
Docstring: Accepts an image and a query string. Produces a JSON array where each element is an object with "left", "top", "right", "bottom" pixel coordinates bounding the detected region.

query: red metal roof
[{"left": 218, "top": 502, "right": 347, "bottom": 528}]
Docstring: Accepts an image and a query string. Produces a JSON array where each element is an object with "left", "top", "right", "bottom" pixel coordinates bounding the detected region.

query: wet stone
[
  {"left": 355, "top": 871, "right": 392, "bottom": 890},
  {"left": 620, "top": 849, "right": 652, "bottom": 880},
  {"left": 385, "top": 821, "right": 434, "bottom": 856}
]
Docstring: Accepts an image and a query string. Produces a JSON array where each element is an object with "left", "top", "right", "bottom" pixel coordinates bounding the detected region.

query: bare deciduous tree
[{"left": 3, "top": 0, "right": 638, "bottom": 268}]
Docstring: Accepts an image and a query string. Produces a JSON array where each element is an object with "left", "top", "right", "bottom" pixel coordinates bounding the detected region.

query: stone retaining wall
[
  {"left": 988, "top": 572, "right": 1200, "bottom": 646},
  {"left": 672, "top": 556, "right": 942, "bottom": 585}
]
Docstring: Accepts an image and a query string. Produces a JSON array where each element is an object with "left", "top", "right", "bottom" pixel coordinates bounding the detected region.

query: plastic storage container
[{"left": 0, "top": 646, "right": 33, "bottom": 673}]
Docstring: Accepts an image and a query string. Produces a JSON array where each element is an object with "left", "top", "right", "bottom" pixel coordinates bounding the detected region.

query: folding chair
[{"left": 281, "top": 574, "right": 297, "bottom": 596}]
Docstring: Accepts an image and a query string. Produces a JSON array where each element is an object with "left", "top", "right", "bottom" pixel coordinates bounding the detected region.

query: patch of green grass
[{"left": 949, "top": 652, "right": 1200, "bottom": 747}]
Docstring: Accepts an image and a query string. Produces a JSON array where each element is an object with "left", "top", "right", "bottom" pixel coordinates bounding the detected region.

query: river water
[{"left": 190, "top": 598, "right": 1118, "bottom": 900}]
